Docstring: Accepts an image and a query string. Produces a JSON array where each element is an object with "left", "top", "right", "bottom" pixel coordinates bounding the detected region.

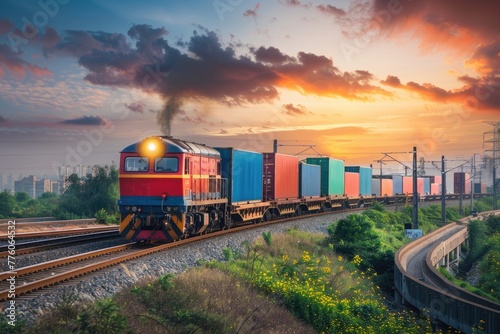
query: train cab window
[
  {"left": 125, "top": 157, "right": 149, "bottom": 172},
  {"left": 155, "top": 157, "right": 178, "bottom": 172}
]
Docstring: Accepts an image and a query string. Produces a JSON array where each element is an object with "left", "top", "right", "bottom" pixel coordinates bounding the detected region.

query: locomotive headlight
[
  {"left": 132, "top": 206, "right": 137, "bottom": 212},
  {"left": 125, "top": 206, "right": 131, "bottom": 211},
  {"left": 138, "top": 137, "right": 165, "bottom": 158}
]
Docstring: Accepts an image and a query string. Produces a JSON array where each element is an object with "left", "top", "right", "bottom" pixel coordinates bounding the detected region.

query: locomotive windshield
[
  {"left": 124, "top": 157, "right": 149, "bottom": 171},
  {"left": 155, "top": 157, "right": 178, "bottom": 172}
]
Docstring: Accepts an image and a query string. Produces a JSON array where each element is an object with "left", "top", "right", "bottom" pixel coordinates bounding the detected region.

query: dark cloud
[
  {"left": 282, "top": 0, "right": 310, "bottom": 8},
  {"left": 0, "top": 19, "right": 14, "bottom": 35},
  {"left": 243, "top": 3, "right": 260, "bottom": 20},
  {"left": 0, "top": 115, "right": 7, "bottom": 122},
  {"left": 251, "top": 46, "right": 294, "bottom": 64},
  {"left": 42, "top": 24, "right": 389, "bottom": 131},
  {"left": 380, "top": 75, "right": 402, "bottom": 87},
  {"left": 124, "top": 101, "right": 146, "bottom": 113},
  {"left": 61, "top": 115, "right": 110, "bottom": 126},
  {"left": 317, "top": 4, "right": 346, "bottom": 18},
  {"left": 0, "top": 43, "right": 51, "bottom": 79},
  {"left": 46, "top": 25, "right": 385, "bottom": 102},
  {"left": 373, "top": 0, "right": 500, "bottom": 41},
  {"left": 281, "top": 103, "right": 309, "bottom": 116},
  {"left": 381, "top": 74, "right": 500, "bottom": 111},
  {"left": 465, "top": 41, "right": 500, "bottom": 75}
]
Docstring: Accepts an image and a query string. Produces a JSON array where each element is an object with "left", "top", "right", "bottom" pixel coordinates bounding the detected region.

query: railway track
[
  {"left": 0, "top": 211, "right": 339, "bottom": 301},
  {"left": 0, "top": 225, "right": 118, "bottom": 240},
  {"left": 0, "top": 230, "right": 120, "bottom": 258},
  {"left": 0, "top": 218, "right": 97, "bottom": 229},
  {"left": 0, "top": 217, "right": 54, "bottom": 224}
]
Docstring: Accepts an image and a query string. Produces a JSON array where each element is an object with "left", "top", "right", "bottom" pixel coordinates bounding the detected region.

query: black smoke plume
[{"left": 157, "top": 96, "right": 182, "bottom": 136}]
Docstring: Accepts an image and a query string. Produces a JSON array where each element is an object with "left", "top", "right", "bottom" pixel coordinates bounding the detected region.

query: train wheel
[{"left": 263, "top": 211, "right": 272, "bottom": 222}]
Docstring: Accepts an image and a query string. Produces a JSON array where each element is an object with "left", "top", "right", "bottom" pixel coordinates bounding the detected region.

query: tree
[
  {"left": 58, "top": 165, "right": 119, "bottom": 218},
  {"left": 328, "top": 214, "right": 381, "bottom": 263},
  {"left": 0, "top": 190, "right": 15, "bottom": 218},
  {"left": 15, "top": 191, "right": 30, "bottom": 202}
]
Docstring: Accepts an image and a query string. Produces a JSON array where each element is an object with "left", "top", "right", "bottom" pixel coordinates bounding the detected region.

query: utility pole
[
  {"left": 470, "top": 155, "right": 475, "bottom": 214},
  {"left": 429, "top": 157, "right": 469, "bottom": 224},
  {"left": 412, "top": 147, "right": 418, "bottom": 229},
  {"left": 483, "top": 122, "right": 500, "bottom": 210},
  {"left": 442, "top": 156, "right": 446, "bottom": 224}
]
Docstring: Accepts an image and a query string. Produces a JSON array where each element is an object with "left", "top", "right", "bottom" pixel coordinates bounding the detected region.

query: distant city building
[
  {"left": 35, "top": 179, "right": 52, "bottom": 198},
  {"left": 51, "top": 181, "right": 60, "bottom": 195},
  {"left": 14, "top": 175, "right": 36, "bottom": 198},
  {"left": 13, "top": 175, "right": 60, "bottom": 198}
]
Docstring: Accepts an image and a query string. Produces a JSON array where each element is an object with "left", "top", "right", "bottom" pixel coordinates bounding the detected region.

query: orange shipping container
[
  {"left": 403, "top": 176, "right": 413, "bottom": 194},
  {"left": 344, "top": 172, "right": 360, "bottom": 197},
  {"left": 382, "top": 179, "right": 393, "bottom": 196},
  {"left": 431, "top": 183, "right": 440, "bottom": 195},
  {"left": 417, "top": 177, "right": 425, "bottom": 195}
]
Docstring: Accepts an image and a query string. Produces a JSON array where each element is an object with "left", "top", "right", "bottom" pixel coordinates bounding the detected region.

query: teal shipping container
[
  {"left": 215, "top": 148, "right": 263, "bottom": 204},
  {"left": 345, "top": 166, "right": 372, "bottom": 196},
  {"left": 306, "top": 157, "right": 344, "bottom": 196}
]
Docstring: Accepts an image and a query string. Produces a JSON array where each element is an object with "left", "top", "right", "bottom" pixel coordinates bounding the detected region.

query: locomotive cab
[{"left": 118, "top": 136, "right": 228, "bottom": 242}]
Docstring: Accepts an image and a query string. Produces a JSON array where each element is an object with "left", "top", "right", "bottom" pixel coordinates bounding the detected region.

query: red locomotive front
[{"left": 118, "top": 136, "right": 228, "bottom": 241}]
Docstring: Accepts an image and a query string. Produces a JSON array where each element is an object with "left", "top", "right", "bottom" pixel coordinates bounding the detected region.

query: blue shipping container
[
  {"left": 215, "top": 148, "right": 263, "bottom": 204},
  {"left": 345, "top": 166, "right": 372, "bottom": 196},
  {"left": 299, "top": 162, "right": 321, "bottom": 197},
  {"left": 372, "top": 179, "right": 380, "bottom": 196},
  {"left": 392, "top": 175, "right": 403, "bottom": 195},
  {"left": 424, "top": 177, "right": 430, "bottom": 195}
]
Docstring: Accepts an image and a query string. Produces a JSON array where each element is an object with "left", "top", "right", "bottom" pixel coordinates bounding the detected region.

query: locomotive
[{"left": 118, "top": 136, "right": 375, "bottom": 242}]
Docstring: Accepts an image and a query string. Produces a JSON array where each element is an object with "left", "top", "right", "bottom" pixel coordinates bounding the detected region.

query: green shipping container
[{"left": 306, "top": 157, "right": 344, "bottom": 196}]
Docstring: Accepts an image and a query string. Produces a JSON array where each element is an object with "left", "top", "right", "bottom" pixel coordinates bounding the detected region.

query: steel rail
[
  {"left": 0, "top": 225, "right": 118, "bottom": 240},
  {"left": 0, "top": 230, "right": 120, "bottom": 257}
]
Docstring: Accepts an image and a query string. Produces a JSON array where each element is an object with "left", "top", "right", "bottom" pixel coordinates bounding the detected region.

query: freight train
[{"left": 117, "top": 136, "right": 475, "bottom": 242}]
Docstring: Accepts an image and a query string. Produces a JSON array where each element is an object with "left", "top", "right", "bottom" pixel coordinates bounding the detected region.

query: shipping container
[
  {"left": 344, "top": 172, "right": 360, "bottom": 197},
  {"left": 215, "top": 148, "right": 263, "bottom": 204},
  {"left": 431, "top": 183, "right": 440, "bottom": 195},
  {"left": 372, "top": 175, "right": 402, "bottom": 195},
  {"left": 424, "top": 178, "right": 430, "bottom": 195},
  {"left": 474, "top": 182, "right": 488, "bottom": 194},
  {"left": 345, "top": 166, "right": 372, "bottom": 196},
  {"left": 427, "top": 175, "right": 442, "bottom": 185},
  {"left": 262, "top": 153, "right": 299, "bottom": 201},
  {"left": 454, "top": 172, "right": 471, "bottom": 194},
  {"left": 306, "top": 157, "right": 344, "bottom": 196},
  {"left": 372, "top": 179, "right": 379, "bottom": 196},
  {"left": 403, "top": 176, "right": 413, "bottom": 194},
  {"left": 299, "top": 162, "right": 321, "bottom": 197},
  {"left": 392, "top": 175, "right": 403, "bottom": 195},
  {"left": 417, "top": 177, "right": 424, "bottom": 195},
  {"left": 372, "top": 178, "right": 393, "bottom": 196}
]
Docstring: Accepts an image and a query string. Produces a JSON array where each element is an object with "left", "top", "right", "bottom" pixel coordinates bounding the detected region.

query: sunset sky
[{"left": 1, "top": 0, "right": 499, "bottom": 177}]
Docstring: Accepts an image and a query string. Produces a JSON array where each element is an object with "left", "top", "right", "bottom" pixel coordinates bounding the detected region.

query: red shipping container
[
  {"left": 344, "top": 172, "right": 360, "bottom": 197},
  {"left": 403, "top": 176, "right": 413, "bottom": 194},
  {"left": 263, "top": 153, "right": 299, "bottom": 200},
  {"left": 454, "top": 172, "right": 471, "bottom": 194},
  {"left": 417, "top": 177, "right": 425, "bottom": 195},
  {"left": 432, "top": 175, "right": 442, "bottom": 184},
  {"left": 381, "top": 179, "right": 393, "bottom": 196}
]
